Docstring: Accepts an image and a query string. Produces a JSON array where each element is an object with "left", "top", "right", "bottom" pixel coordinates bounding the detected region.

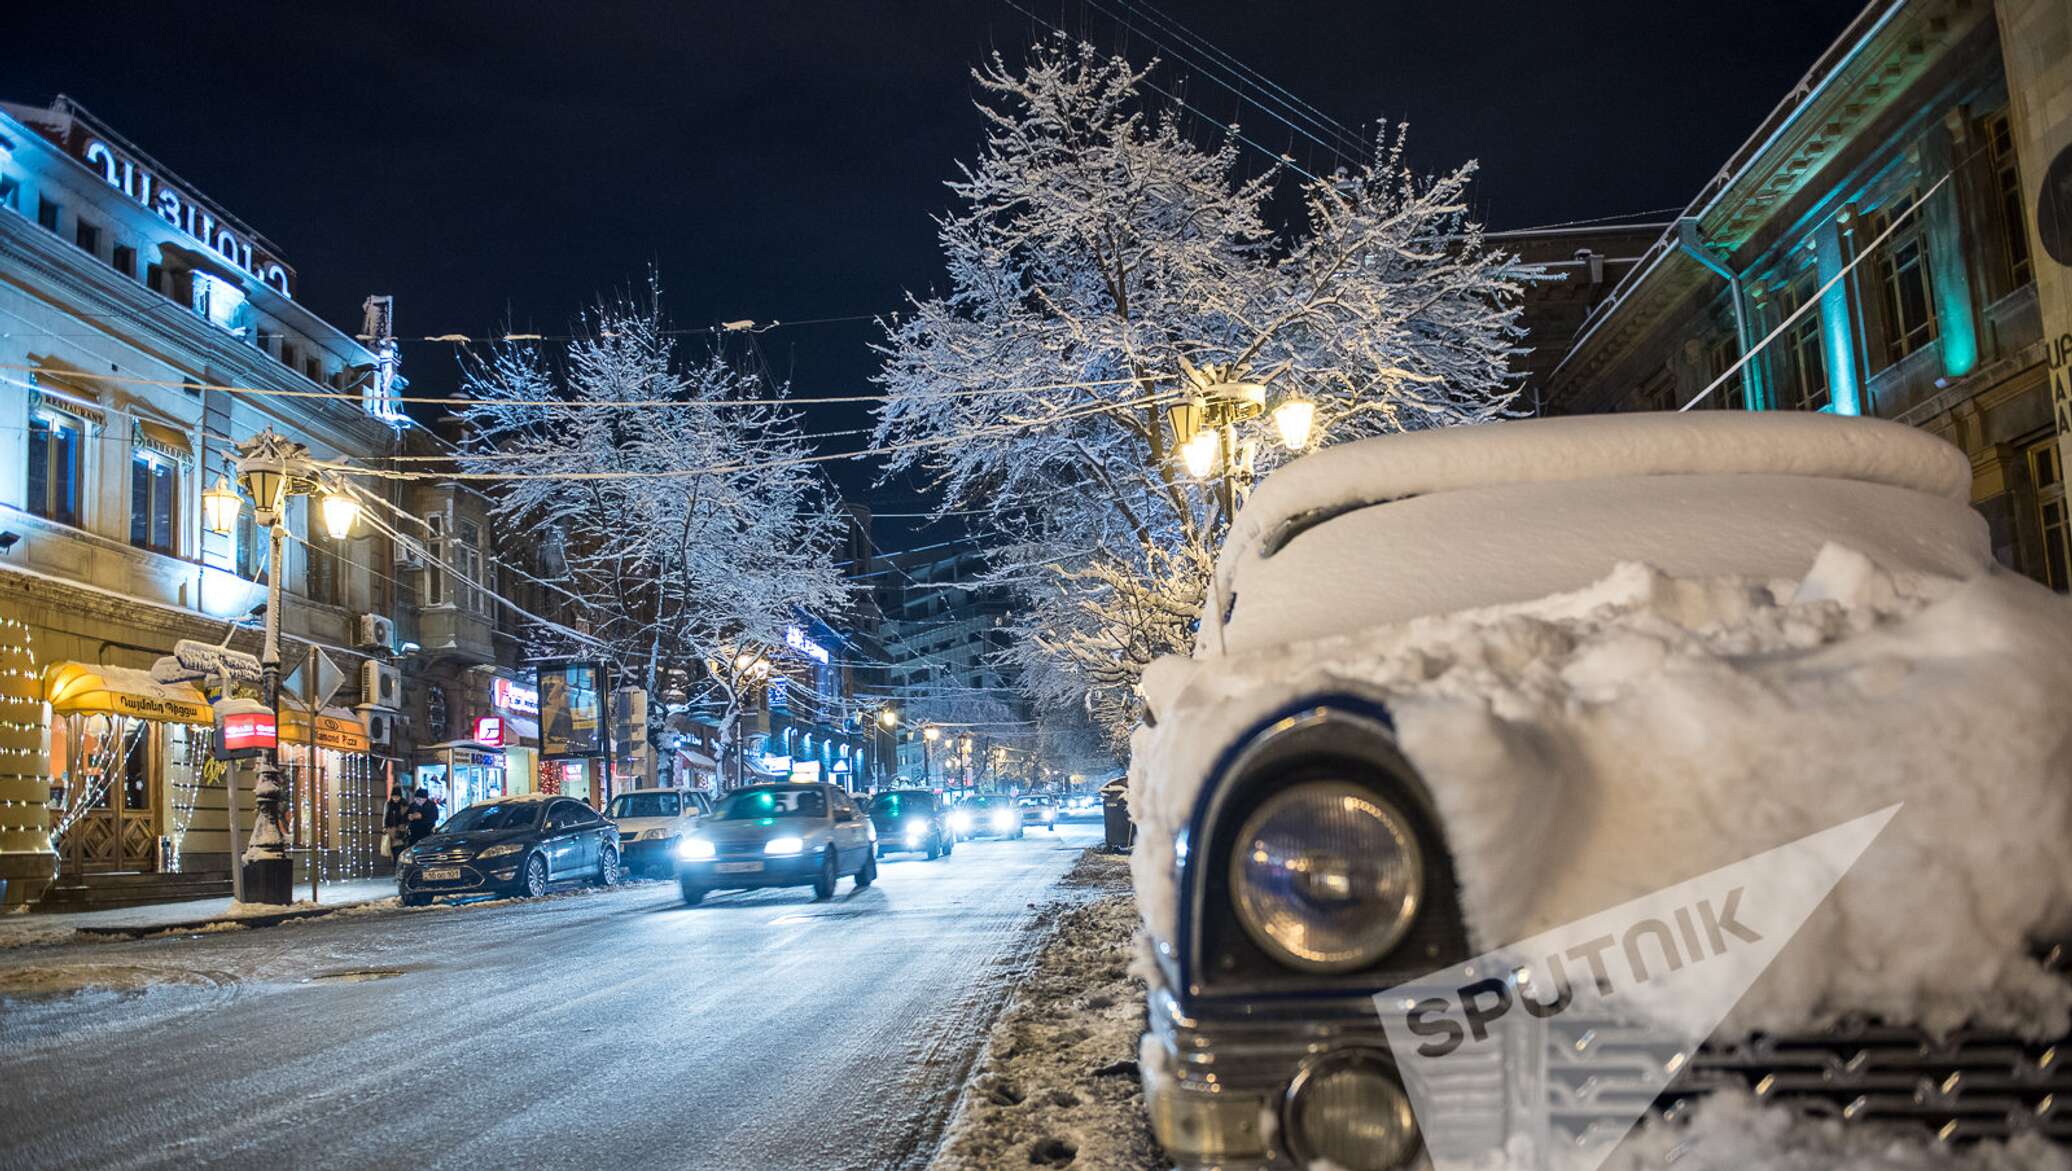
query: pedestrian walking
[
  {"left": 381, "top": 784, "right": 409, "bottom": 860},
  {"left": 406, "top": 786, "right": 440, "bottom": 844}
]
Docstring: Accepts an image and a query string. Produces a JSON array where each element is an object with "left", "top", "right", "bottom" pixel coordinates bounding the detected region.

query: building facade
[
  {"left": 1539, "top": 0, "right": 2072, "bottom": 594},
  {"left": 874, "top": 544, "right": 1029, "bottom": 790},
  {"left": 0, "top": 96, "right": 410, "bottom": 906}
]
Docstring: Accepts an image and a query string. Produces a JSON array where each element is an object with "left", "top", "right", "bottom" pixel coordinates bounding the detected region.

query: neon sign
[
  {"left": 77, "top": 136, "right": 292, "bottom": 297},
  {"left": 785, "top": 625, "right": 830, "bottom": 664}
]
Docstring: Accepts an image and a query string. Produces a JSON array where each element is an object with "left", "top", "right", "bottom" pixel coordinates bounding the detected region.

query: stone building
[{"left": 1539, "top": 0, "right": 2072, "bottom": 593}]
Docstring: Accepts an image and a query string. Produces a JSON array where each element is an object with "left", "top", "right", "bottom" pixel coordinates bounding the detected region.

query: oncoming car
[
  {"left": 1129, "top": 414, "right": 2072, "bottom": 1170},
  {"left": 674, "top": 783, "right": 876, "bottom": 904},
  {"left": 955, "top": 793, "right": 1024, "bottom": 839},
  {"left": 1016, "top": 795, "right": 1058, "bottom": 831},
  {"left": 606, "top": 787, "right": 712, "bottom": 877},
  {"left": 397, "top": 795, "right": 621, "bottom": 905},
  {"left": 868, "top": 788, "right": 955, "bottom": 859}
]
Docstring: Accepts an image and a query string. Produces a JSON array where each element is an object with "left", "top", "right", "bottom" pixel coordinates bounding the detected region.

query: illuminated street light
[
  {"left": 319, "top": 488, "right": 362, "bottom": 540},
  {"left": 201, "top": 474, "right": 242, "bottom": 536},
  {"left": 878, "top": 708, "right": 898, "bottom": 729},
  {"left": 1180, "top": 430, "right": 1219, "bottom": 478},
  {"left": 1272, "top": 396, "right": 1315, "bottom": 452}
]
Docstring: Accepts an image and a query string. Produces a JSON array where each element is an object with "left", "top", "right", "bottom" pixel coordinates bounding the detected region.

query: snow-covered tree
[
  {"left": 874, "top": 38, "right": 1531, "bottom": 747},
  {"left": 453, "top": 287, "right": 849, "bottom": 777}
]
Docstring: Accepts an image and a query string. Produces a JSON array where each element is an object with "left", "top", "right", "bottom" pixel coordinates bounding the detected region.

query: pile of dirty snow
[
  {"left": 1132, "top": 547, "right": 2072, "bottom": 1039},
  {"left": 932, "top": 850, "right": 1162, "bottom": 1171}
]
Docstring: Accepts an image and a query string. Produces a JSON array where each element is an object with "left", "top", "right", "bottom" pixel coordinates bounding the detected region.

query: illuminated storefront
[
  {"left": 276, "top": 697, "right": 377, "bottom": 882},
  {"left": 43, "top": 662, "right": 215, "bottom": 875}
]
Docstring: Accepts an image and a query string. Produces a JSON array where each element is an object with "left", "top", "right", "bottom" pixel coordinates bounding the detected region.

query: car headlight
[
  {"left": 990, "top": 811, "right": 1015, "bottom": 831},
  {"left": 764, "top": 836, "right": 804, "bottom": 856},
  {"left": 476, "top": 843, "right": 523, "bottom": 860},
  {"left": 642, "top": 827, "right": 672, "bottom": 841},
  {"left": 948, "top": 811, "right": 971, "bottom": 833},
  {"left": 677, "top": 837, "right": 716, "bottom": 860},
  {"left": 904, "top": 819, "right": 927, "bottom": 837},
  {"left": 1230, "top": 781, "right": 1424, "bottom": 972},
  {"left": 1283, "top": 1052, "right": 1421, "bottom": 1171}
]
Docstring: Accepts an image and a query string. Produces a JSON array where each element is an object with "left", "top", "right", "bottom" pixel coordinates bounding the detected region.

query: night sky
[{"left": 12, "top": 0, "right": 1864, "bottom": 513}]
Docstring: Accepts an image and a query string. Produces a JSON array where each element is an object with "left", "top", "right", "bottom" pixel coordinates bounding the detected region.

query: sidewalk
[{"left": 0, "top": 876, "right": 398, "bottom": 948}]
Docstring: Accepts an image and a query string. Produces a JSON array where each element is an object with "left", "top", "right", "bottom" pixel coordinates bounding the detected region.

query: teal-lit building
[{"left": 1540, "top": 0, "right": 2072, "bottom": 594}]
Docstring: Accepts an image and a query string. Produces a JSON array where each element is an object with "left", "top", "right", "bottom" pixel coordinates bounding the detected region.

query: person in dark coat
[
  {"left": 382, "top": 785, "right": 408, "bottom": 858},
  {"left": 406, "top": 787, "right": 440, "bottom": 844}
]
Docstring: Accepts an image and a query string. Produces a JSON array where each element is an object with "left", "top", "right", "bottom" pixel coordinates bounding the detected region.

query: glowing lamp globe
[
  {"left": 1180, "top": 430, "right": 1220, "bottom": 478},
  {"left": 201, "top": 475, "right": 243, "bottom": 536},
  {"left": 319, "top": 490, "right": 362, "bottom": 540},
  {"left": 1273, "top": 397, "right": 1316, "bottom": 452}
]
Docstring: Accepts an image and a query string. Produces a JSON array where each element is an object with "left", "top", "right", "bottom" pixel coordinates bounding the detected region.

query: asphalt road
[{"left": 0, "top": 822, "right": 1103, "bottom": 1171}]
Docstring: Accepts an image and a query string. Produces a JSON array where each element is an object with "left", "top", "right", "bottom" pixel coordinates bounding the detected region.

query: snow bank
[
  {"left": 932, "top": 851, "right": 1161, "bottom": 1171},
  {"left": 1132, "top": 549, "right": 2072, "bottom": 1038}
]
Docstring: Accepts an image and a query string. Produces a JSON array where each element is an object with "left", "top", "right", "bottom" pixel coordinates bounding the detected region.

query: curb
[{"left": 73, "top": 902, "right": 377, "bottom": 938}]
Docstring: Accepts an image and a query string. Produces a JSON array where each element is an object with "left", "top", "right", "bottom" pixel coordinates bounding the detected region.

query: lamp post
[
  {"left": 922, "top": 724, "right": 940, "bottom": 787},
  {"left": 1166, "top": 359, "right": 1314, "bottom": 525},
  {"left": 201, "top": 429, "right": 362, "bottom": 905}
]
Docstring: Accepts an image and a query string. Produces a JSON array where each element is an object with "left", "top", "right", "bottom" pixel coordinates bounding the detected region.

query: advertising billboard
[{"left": 536, "top": 660, "right": 606, "bottom": 760}]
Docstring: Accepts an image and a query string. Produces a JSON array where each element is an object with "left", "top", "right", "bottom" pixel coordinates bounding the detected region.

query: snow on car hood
[{"left": 1130, "top": 545, "right": 2072, "bottom": 1039}]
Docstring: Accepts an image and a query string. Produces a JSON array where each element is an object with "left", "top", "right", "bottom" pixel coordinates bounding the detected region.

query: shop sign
[
  {"left": 791, "top": 760, "right": 822, "bottom": 783},
  {"left": 280, "top": 710, "right": 372, "bottom": 753},
  {"left": 473, "top": 716, "right": 506, "bottom": 745},
  {"left": 69, "top": 130, "right": 294, "bottom": 296},
  {"left": 492, "top": 676, "right": 539, "bottom": 715},
  {"left": 216, "top": 709, "right": 276, "bottom": 759}
]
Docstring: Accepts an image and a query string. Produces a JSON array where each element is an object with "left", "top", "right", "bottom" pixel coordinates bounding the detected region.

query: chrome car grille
[{"left": 412, "top": 847, "right": 474, "bottom": 865}]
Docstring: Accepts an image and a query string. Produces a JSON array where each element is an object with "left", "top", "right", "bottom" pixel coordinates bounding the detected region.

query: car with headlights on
[
  {"left": 867, "top": 788, "right": 955, "bottom": 859},
  {"left": 1017, "top": 795, "right": 1059, "bottom": 831},
  {"left": 397, "top": 795, "right": 621, "bottom": 905},
  {"left": 675, "top": 783, "right": 876, "bottom": 904},
  {"left": 955, "top": 793, "right": 1024, "bottom": 840},
  {"left": 607, "top": 788, "right": 712, "bottom": 876},
  {"left": 1128, "top": 414, "right": 2072, "bottom": 1170}
]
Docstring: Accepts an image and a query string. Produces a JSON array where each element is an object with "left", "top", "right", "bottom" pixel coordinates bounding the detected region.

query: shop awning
[
  {"left": 277, "top": 695, "right": 371, "bottom": 752},
  {"left": 44, "top": 661, "right": 212, "bottom": 725}
]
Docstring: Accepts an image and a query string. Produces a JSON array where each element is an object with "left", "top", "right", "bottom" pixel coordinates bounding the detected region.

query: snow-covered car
[
  {"left": 605, "top": 787, "right": 713, "bottom": 877},
  {"left": 1129, "top": 413, "right": 2072, "bottom": 1170},
  {"left": 674, "top": 783, "right": 876, "bottom": 904}
]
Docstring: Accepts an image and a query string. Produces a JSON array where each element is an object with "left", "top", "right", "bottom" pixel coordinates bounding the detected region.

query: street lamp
[
  {"left": 319, "top": 489, "right": 362, "bottom": 541},
  {"left": 877, "top": 708, "right": 898, "bottom": 729},
  {"left": 922, "top": 724, "right": 941, "bottom": 787},
  {"left": 202, "top": 429, "right": 329, "bottom": 904},
  {"left": 1166, "top": 359, "right": 1311, "bottom": 513}
]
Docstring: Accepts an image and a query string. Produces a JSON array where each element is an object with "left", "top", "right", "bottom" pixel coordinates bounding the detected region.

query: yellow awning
[
  {"left": 277, "top": 695, "right": 371, "bottom": 752},
  {"left": 44, "top": 661, "right": 212, "bottom": 725}
]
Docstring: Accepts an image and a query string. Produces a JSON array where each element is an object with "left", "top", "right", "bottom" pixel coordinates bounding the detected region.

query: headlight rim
[
  {"left": 1227, "top": 779, "right": 1426, "bottom": 975},
  {"left": 1279, "top": 1048, "right": 1422, "bottom": 1171},
  {"left": 475, "top": 842, "right": 525, "bottom": 860}
]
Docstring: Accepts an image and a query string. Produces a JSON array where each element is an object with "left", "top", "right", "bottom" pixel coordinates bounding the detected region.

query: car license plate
[
  {"left": 715, "top": 861, "right": 762, "bottom": 874},
  {"left": 423, "top": 867, "right": 462, "bottom": 881}
]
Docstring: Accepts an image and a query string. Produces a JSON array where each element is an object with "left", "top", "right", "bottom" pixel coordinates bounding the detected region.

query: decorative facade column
[
  {"left": 1994, "top": 0, "right": 2072, "bottom": 463},
  {"left": 1922, "top": 116, "right": 1983, "bottom": 380},
  {"left": 1812, "top": 218, "right": 1865, "bottom": 415}
]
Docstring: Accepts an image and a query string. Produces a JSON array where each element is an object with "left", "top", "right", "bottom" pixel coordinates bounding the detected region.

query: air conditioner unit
[
  {"left": 362, "top": 660, "right": 402, "bottom": 709},
  {"left": 357, "top": 613, "right": 395, "bottom": 651},
  {"left": 394, "top": 543, "right": 425, "bottom": 570},
  {"left": 356, "top": 705, "right": 398, "bottom": 753}
]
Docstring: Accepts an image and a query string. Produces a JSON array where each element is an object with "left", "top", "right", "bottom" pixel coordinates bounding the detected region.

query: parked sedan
[
  {"left": 397, "top": 795, "right": 621, "bottom": 905},
  {"left": 675, "top": 783, "right": 877, "bottom": 905},
  {"left": 607, "top": 788, "right": 712, "bottom": 876},
  {"left": 957, "top": 793, "right": 1024, "bottom": 840},
  {"left": 868, "top": 789, "right": 955, "bottom": 859}
]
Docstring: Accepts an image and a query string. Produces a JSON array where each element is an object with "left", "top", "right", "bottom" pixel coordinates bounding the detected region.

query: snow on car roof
[{"left": 1225, "top": 412, "right": 1970, "bottom": 572}]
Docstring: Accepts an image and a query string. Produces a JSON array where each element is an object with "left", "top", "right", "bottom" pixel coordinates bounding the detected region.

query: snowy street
[{"left": 0, "top": 825, "right": 1102, "bottom": 1171}]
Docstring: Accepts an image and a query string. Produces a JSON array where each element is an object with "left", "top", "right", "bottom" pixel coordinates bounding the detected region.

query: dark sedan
[
  {"left": 675, "top": 784, "right": 877, "bottom": 905},
  {"left": 397, "top": 795, "right": 622, "bottom": 905},
  {"left": 868, "top": 789, "right": 955, "bottom": 860}
]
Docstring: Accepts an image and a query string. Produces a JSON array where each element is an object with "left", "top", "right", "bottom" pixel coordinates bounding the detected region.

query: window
[
  {"left": 424, "top": 512, "right": 449, "bottom": 605},
  {"left": 111, "top": 245, "right": 135, "bottom": 278},
  {"left": 1706, "top": 332, "right": 1746, "bottom": 410},
  {"left": 2029, "top": 438, "right": 2069, "bottom": 594},
  {"left": 146, "top": 262, "right": 165, "bottom": 296},
  {"left": 1985, "top": 112, "right": 2032, "bottom": 294},
  {"left": 236, "top": 507, "right": 262, "bottom": 580},
  {"left": 74, "top": 218, "right": 100, "bottom": 255},
  {"left": 280, "top": 342, "right": 298, "bottom": 370},
  {"left": 303, "top": 356, "right": 321, "bottom": 382},
  {"left": 27, "top": 412, "right": 82, "bottom": 525},
  {"left": 128, "top": 453, "right": 177, "bottom": 554},
  {"left": 1867, "top": 198, "right": 1937, "bottom": 366},
  {"left": 1774, "top": 275, "right": 1830, "bottom": 411},
  {"left": 36, "top": 196, "right": 59, "bottom": 232},
  {"left": 457, "top": 519, "right": 487, "bottom": 615},
  {"left": 305, "top": 508, "right": 340, "bottom": 606},
  {"left": 0, "top": 175, "right": 18, "bottom": 209},
  {"left": 255, "top": 327, "right": 276, "bottom": 355}
]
